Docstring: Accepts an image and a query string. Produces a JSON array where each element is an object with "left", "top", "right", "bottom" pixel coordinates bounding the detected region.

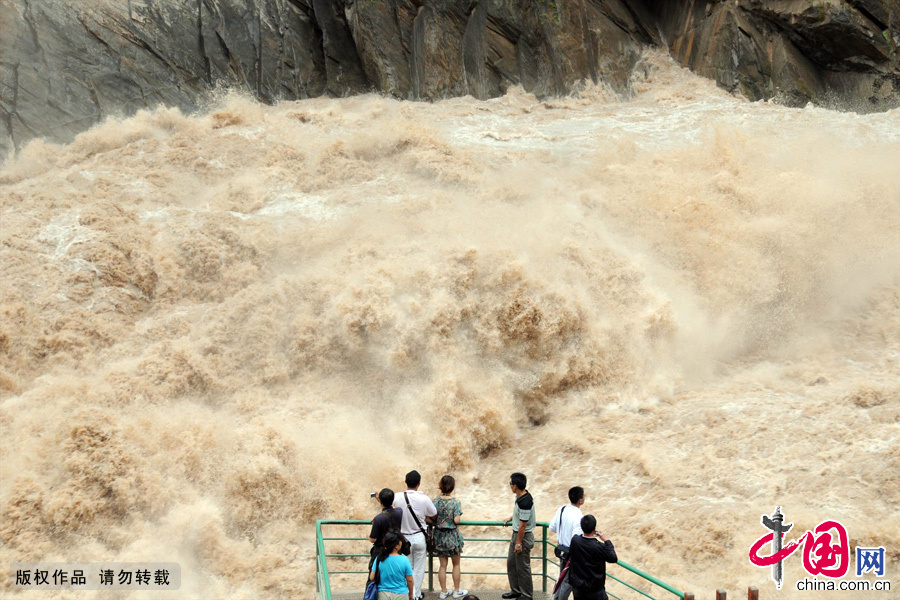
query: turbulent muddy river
[{"left": 1, "top": 51, "right": 898, "bottom": 599}]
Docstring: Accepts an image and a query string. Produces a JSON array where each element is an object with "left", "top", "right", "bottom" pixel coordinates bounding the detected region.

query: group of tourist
[
  {"left": 368, "top": 470, "right": 468, "bottom": 600},
  {"left": 367, "top": 471, "right": 617, "bottom": 600}
]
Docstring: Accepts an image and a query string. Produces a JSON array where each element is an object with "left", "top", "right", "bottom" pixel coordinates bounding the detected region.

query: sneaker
[
  {"left": 453, "top": 590, "right": 469, "bottom": 598},
  {"left": 440, "top": 592, "right": 451, "bottom": 599}
]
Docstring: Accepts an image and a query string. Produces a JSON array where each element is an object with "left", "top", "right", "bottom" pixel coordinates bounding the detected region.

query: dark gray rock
[
  {"left": 2, "top": 0, "right": 899, "bottom": 158},
  {"left": 655, "top": 0, "right": 900, "bottom": 109}
]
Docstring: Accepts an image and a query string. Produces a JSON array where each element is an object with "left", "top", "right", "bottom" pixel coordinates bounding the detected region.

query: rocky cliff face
[{"left": 2, "top": 0, "right": 898, "bottom": 156}]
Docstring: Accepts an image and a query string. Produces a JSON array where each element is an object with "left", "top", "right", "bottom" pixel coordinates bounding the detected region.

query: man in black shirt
[
  {"left": 566, "top": 515, "right": 617, "bottom": 600},
  {"left": 367, "top": 488, "right": 404, "bottom": 570}
]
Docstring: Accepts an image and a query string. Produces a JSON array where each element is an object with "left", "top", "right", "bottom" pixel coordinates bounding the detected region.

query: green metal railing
[{"left": 315, "top": 519, "right": 688, "bottom": 600}]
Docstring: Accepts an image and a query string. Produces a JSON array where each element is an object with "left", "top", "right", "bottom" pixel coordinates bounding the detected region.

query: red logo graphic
[{"left": 749, "top": 508, "right": 850, "bottom": 588}]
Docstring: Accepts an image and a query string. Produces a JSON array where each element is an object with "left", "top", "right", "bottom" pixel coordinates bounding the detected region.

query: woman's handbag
[
  {"left": 364, "top": 559, "right": 379, "bottom": 600},
  {"left": 363, "top": 579, "right": 377, "bottom": 600}
]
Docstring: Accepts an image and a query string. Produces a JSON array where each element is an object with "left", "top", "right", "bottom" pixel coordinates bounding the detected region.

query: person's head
[
  {"left": 568, "top": 486, "right": 585, "bottom": 506},
  {"left": 581, "top": 514, "right": 597, "bottom": 535},
  {"left": 439, "top": 475, "right": 455, "bottom": 495},
  {"left": 378, "top": 488, "right": 394, "bottom": 508},
  {"left": 405, "top": 470, "right": 421, "bottom": 489},
  {"left": 509, "top": 472, "right": 527, "bottom": 492},
  {"left": 380, "top": 530, "right": 403, "bottom": 561},
  {"left": 461, "top": 596, "right": 481, "bottom": 600}
]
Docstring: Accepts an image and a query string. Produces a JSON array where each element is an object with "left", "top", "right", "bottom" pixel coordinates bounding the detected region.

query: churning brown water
[{"left": 1, "top": 51, "right": 898, "bottom": 599}]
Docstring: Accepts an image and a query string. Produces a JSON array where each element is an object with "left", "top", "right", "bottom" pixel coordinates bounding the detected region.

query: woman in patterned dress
[{"left": 433, "top": 475, "right": 467, "bottom": 599}]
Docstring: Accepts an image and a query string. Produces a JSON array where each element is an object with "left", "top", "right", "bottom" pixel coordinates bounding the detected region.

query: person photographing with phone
[
  {"left": 368, "top": 489, "right": 405, "bottom": 572},
  {"left": 566, "top": 515, "right": 617, "bottom": 600}
]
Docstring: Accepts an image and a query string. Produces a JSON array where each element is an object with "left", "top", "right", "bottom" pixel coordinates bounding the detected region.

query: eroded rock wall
[
  {"left": 1, "top": 0, "right": 899, "bottom": 156},
  {"left": 656, "top": 0, "right": 900, "bottom": 109}
]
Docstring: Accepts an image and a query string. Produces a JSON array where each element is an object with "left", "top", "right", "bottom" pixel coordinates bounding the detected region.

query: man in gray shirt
[{"left": 502, "top": 472, "right": 534, "bottom": 599}]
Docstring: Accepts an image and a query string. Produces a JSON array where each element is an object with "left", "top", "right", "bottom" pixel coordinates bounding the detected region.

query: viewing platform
[
  {"left": 316, "top": 520, "right": 708, "bottom": 600},
  {"left": 330, "top": 592, "right": 553, "bottom": 600}
]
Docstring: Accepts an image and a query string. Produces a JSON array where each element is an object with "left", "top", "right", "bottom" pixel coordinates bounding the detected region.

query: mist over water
[{"left": 1, "top": 51, "right": 899, "bottom": 598}]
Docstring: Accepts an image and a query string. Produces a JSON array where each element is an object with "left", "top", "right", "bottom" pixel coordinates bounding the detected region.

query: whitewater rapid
[{"left": 1, "top": 51, "right": 898, "bottom": 599}]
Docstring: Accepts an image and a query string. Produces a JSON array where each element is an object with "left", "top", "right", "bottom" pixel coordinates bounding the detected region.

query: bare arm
[
  {"left": 406, "top": 574, "right": 414, "bottom": 600},
  {"left": 515, "top": 520, "right": 526, "bottom": 551}
]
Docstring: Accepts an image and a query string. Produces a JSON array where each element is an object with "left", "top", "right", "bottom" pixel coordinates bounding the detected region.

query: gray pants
[
  {"left": 554, "top": 565, "right": 572, "bottom": 600},
  {"left": 507, "top": 531, "right": 534, "bottom": 599}
]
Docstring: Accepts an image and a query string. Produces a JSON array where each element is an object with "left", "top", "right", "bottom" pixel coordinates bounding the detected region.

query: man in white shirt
[
  {"left": 393, "top": 470, "right": 437, "bottom": 600},
  {"left": 549, "top": 486, "right": 585, "bottom": 600}
]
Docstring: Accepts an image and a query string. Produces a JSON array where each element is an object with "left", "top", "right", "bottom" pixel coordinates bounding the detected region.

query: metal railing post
[
  {"left": 541, "top": 523, "right": 549, "bottom": 593},
  {"left": 315, "top": 520, "right": 334, "bottom": 600},
  {"left": 428, "top": 550, "right": 434, "bottom": 592}
]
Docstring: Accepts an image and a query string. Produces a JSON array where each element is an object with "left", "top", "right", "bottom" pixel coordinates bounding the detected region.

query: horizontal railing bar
[
  {"left": 616, "top": 560, "right": 684, "bottom": 598},
  {"left": 317, "top": 519, "right": 543, "bottom": 528},
  {"left": 609, "top": 573, "right": 658, "bottom": 600},
  {"left": 322, "top": 539, "right": 551, "bottom": 544},
  {"left": 351, "top": 570, "right": 528, "bottom": 577},
  {"left": 332, "top": 554, "right": 548, "bottom": 562},
  {"left": 609, "top": 592, "right": 622, "bottom": 600},
  {"left": 441, "top": 555, "right": 510, "bottom": 560},
  {"left": 444, "top": 572, "right": 522, "bottom": 576}
]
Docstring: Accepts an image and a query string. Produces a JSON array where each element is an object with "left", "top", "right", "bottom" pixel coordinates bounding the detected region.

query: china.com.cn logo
[{"left": 748, "top": 506, "right": 887, "bottom": 589}]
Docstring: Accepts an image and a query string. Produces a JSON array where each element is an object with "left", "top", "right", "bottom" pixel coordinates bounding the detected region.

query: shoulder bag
[
  {"left": 554, "top": 506, "right": 570, "bottom": 560},
  {"left": 405, "top": 492, "right": 436, "bottom": 553},
  {"left": 364, "top": 558, "right": 379, "bottom": 600}
]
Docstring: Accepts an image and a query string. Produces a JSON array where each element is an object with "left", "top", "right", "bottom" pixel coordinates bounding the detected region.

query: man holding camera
[
  {"left": 368, "top": 488, "right": 404, "bottom": 571},
  {"left": 566, "top": 515, "right": 617, "bottom": 600}
]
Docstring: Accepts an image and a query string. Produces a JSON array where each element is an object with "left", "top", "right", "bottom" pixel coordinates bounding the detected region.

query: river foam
[{"left": 2, "top": 50, "right": 898, "bottom": 598}]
